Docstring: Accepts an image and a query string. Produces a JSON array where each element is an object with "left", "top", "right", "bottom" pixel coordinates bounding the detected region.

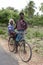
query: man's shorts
[{"left": 16, "top": 30, "right": 24, "bottom": 42}]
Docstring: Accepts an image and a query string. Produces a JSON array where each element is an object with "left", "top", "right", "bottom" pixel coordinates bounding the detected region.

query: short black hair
[{"left": 19, "top": 12, "right": 24, "bottom": 15}]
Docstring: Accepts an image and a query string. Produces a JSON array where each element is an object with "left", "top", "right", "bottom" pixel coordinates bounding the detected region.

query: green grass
[{"left": 26, "top": 26, "right": 43, "bottom": 39}]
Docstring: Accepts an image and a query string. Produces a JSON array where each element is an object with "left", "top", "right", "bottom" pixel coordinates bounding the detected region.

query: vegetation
[
  {"left": 0, "top": 1, "right": 43, "bottom": 26},
  {"left": 39, "top": 3, "right": 43, "bottom": 12},
  {"left": 0, "top": 7, "right": 19, "bottom": 25}
]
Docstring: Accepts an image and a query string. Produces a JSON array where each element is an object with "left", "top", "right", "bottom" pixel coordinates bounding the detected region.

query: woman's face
[{"left": 10, "top": 21, "right": 13, "bottom": 25}]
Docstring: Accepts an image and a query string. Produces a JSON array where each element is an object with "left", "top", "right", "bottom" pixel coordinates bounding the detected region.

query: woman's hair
[{"left": 9, "top": 19, "right": 14, "bottom": 25}]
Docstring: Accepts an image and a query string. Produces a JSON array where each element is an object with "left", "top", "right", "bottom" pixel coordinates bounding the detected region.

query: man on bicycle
[{"left": 15, "top": 12, "right": 27, "bottom": 53}]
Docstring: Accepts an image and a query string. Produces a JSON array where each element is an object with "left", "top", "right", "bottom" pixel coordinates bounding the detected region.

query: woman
[
  {"left": 8, "top": 19, "right": 15, "bottom": 36},
  {"left": 8, "top": 19, "right": 18, "bottom": 53}
]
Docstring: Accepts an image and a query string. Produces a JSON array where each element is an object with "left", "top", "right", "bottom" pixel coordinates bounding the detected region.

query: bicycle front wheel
[
  {"left": 8, "top": 38, "right": 15, "bottom": 52},
  {"left": 19, "top": 41, "right": 32, "bottom": 62}
]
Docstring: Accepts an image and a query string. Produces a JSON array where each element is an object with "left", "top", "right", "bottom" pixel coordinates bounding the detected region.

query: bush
[
  {"left": 33, "top": 31, "right": 40, "bottom": 37},
  {"left": 0, "top": 30, "right": 5, "bottom": 34},
  {"left": 0, "top": 8, "right": 19, "bottom": 25}
]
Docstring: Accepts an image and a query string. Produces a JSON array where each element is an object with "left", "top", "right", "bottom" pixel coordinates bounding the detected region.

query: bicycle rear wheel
[
  {"left": 19, "top": 41, "right": 32, "bottom": 62},
  {"left": 8, "top": 38, "right": 15, "bottom": 52}
]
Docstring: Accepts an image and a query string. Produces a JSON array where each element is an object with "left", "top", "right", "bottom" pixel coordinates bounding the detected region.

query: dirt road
[{"left": 0, "top": 38, "right": 43, "bottom": 65}]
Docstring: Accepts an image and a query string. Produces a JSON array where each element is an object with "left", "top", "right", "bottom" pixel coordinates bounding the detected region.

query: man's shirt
[{"left": 16, "top": 19, "right": 27, "bottom": 31}]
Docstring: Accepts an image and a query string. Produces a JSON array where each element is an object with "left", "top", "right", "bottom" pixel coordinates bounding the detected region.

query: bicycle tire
[
  {"left": 19, "top": 41, "right": 32, "bottom": 62},
  {"left": 8, "top": 37, "right": 15, "bottom": 52}
]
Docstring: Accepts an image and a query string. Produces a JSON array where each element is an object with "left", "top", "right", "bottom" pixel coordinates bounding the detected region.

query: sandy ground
[{"left": 0, "top": 38, "right": 43, "bottom": 65}]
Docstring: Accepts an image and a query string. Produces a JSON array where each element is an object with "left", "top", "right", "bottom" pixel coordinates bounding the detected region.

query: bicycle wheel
[
  {"left": 8, "top": 38, "right": 15, "bottom": 52},
  {"left": 19, "top": 41, "right": 32, "bottom": 62}
]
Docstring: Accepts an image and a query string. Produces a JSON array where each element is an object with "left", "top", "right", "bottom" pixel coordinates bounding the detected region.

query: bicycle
[{"left": 8, "top": 31, "right": 32, "bottom": 62}]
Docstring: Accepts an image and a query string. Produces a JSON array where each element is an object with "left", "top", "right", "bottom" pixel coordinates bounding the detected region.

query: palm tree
[
  {"left": 24, "top": 1, "right": 36, "bottom": 18},
  {"left": 39, "top": 3, "right": 43, "bottom": 13}
]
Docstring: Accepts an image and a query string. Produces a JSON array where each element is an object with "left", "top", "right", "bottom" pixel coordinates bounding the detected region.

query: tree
[
  {"left": 24, "top": 1, "right": 36, "bottom": 18},
  {"left": 39, "top": 3, "right": 43, "bottom": 13},
  {"left": 0, "top": 7, "right": 19, "bottom": 25},
  {"left": 6, "top": 7, "right": 14, "bottom": 10}
]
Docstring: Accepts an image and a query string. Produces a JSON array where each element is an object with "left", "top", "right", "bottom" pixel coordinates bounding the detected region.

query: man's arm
[
  {"left": 23, "top": 20, "right": 28, "bottom": 30},
  {"left": 14, "top": 22, "right": 17, "bottom": 29}
]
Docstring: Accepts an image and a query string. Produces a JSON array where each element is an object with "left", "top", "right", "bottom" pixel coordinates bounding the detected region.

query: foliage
[
  {"left": 0, "top": 29, "right": 5, "bottom": 34},
  {"left": 0, "top": 8, "right": 19, "bottom": 25},
  {"left": 0, "top": 1, "right": 43, "bottom": 26},
  {"left": 23, "top": 1, "right": 36, "bottom": 18},
  {"left": 39, "top": 3, "right": 43, "bottom": 12}
]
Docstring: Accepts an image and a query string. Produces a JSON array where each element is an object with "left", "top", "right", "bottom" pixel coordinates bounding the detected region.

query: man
[{"left": 15, "top": 12, "right": 27, "bottom": 53}]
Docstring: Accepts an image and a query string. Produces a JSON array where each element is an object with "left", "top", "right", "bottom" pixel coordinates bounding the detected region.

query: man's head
[
  {"left": 9, "top": 19, "right": 14, "bottom": 25},
  {"left": 19, "top": 12, "right": 24, "bottom": 19}
]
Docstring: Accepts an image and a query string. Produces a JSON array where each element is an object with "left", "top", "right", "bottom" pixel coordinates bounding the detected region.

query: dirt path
[{"left": 0, "top": 38, "right": 43, "bottom": 65}]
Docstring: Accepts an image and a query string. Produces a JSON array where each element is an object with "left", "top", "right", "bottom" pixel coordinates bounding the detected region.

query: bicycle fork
[{"left": 23, "top": 41, "right": 26, "bottom": 53}]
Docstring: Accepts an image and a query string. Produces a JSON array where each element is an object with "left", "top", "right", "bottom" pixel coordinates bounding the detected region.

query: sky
[{"left": 0, "top": 0, "right": 43, "bottom": 14}]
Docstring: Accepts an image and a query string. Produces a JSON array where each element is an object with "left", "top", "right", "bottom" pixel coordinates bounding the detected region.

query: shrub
[
  {"left": 33, "top": 31, "right": 41, "bottom": 37},
  {"left": 0, "top": 30, "right": 5, "bottom": 34}
]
